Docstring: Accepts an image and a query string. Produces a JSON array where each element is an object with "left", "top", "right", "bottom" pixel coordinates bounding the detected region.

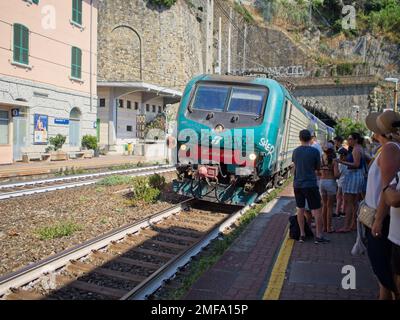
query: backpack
[{"left": 289, "top": 215, "right": 314, "bottom": 240}]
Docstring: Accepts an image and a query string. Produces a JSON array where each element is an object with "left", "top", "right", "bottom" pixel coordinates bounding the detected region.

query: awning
[
  {"left": 0, "top": 97, "right": 30, "bottom": 108},
  {"left": 97, "top": 81, "right": 182, "bottom": 103}
]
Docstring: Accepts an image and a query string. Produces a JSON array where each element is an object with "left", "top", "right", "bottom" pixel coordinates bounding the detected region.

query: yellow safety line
[{"left": 263, "top": 229, "right": 294, "bottom": 300}]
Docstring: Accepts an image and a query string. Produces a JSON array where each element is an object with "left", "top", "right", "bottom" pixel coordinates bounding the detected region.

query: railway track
[
  {"left": 0, "top": 198, "right": 257, "bottom": 300},
  {"left": 0, "top": 164, "right": 174, "bottom": 201}
]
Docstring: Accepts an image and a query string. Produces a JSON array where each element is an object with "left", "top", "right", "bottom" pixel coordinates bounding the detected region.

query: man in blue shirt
[{"left": 292, "top": 129, "right": 330, "bottom": 244}]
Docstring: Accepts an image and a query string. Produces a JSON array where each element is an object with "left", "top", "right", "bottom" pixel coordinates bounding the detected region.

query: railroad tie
[
  {"left": 140, "top": 229, "right": 199, "bottom": 243},
  {"left": 5, "top": 289, "right": 43, "bottom": 300},
  {"left": 90, "top": 250, "right": 160, "bottom": 270}
]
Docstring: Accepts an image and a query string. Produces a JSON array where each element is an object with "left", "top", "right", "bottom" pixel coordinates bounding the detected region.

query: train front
[{"left": 172, "top": 75, "right": 276, "bottom": 206}]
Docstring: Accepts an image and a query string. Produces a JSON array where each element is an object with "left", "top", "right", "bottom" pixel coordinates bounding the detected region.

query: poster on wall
[{"left": 33, "top": 114, "right": 48, "bottom": 145}]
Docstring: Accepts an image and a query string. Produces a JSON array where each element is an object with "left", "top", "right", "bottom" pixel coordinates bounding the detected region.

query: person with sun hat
[{"left": 362, "top": 110, "right": 400, "bottom": 299}]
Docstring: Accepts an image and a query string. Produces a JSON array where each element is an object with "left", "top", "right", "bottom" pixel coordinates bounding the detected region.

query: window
[
  {"left": 127, "top": 100, "right": 132, "bottom": 109},
  {"left": 228, "top": 88, "right": 267, "bottom": 116},
  {"left": 152, "top": 105, "right": 156, "bottom": 113},
  {"left": 158, "top": 106, "right": 162, "bottom": 113},
  {"left": 190, "top": 84, "right": 268, "bottom": 116},
  {"left": 146, "top": 104, "right": 150, "bottom": 112},
  {"left": 118, "top": 99, "right": 124, "bottom": 108},
  {"left": 71, "top": 46, "right": 82, "bottom": 79},
  {"left": 13, "top": 24, "right": 29, "bottom": 65},
  {"left": 0, "top": 110, "right": 9, "bottom": 144},
  {"left": 127, "top": 125, "right": 132, "bottom": 132},
  {"left": 99, "top": 98, "right": 105, "bottom": 107},
  {"left": 192, "top": 85, "right": 230, "bottom": 112},
  {"left": 72, "top": 0, "right": 82, "bottom": 25},
  {"left": 134, "top": 102, "right": 139, "bottom": 110}
]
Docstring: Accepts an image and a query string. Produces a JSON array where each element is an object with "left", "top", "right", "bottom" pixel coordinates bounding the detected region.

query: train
[{"left": 172, "top": 74, "right": 335, "bottom": 206}]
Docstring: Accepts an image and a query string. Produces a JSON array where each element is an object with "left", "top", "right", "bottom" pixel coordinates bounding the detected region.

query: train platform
[
  {"left": 185, "top": 184, "right": 378, "bottom": 300},
  {"left": 0, "top": 155, "right": 147, "bottom": 180}
]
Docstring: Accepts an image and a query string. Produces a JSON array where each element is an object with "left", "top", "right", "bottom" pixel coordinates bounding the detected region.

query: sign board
[
  {"left": 11, "top": 108, "right": 20, "bottom": 117},
  {"left": 34, "top": 114, "right": 48, "bottom": 144},
  {"left": 54, "top": 118, "right": 69, "bottom": 125}
]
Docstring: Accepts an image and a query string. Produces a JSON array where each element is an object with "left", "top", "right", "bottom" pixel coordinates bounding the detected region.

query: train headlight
[
  {"left": 180, "top": 144, "right": 187, "bottom": 151},
  {"left": 248, "top": 153, "right": 257, "bottom": 161}
]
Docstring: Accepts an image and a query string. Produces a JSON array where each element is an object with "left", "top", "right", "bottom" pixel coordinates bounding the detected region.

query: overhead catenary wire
[{"left": 213, "top": 0, "right": 271, "bottom": 71}]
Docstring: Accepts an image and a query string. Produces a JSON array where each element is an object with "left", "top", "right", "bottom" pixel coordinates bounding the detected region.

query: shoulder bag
[{"left": 357, "top": 200, "right": 376, "bottom": 229}]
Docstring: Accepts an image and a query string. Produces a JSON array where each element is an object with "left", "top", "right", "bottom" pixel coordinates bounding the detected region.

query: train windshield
[
  {"left": 192, "top": 85, "right": 229, "bottom": 112},
  {"left": 227, "top": 88, "right": 266, "bottom": 115},
  {"left": 191, "top": 84, "right": 267, "bottom": 116}
]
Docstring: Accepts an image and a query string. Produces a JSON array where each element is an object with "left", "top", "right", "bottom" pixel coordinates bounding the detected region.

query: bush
[
  {"left": 149, "top": 173, "right": 166, "bottom": 190},
  {"left": 82, "top": 134, "right": 98, "bottom": 150},
  {"left": 129, "top": 176, "right": 162, "bottom": 206},
  {"left": 49, "top": 134, "right": 66, "bottom": 151},
  {"left": 36, "top": 221, "right": 81, "bottom": 240},
  {"left": 97, "top": 175, "right": 134, "bottom": 186}
]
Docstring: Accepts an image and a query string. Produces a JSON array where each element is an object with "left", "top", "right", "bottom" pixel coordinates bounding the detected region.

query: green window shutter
[
  {"left": 72, "top": 0, "right": 82, "bottom": 25},
  {"left": 13, "top": 24, "right": 29, "bottom": 65},
  {"left": 71, "top": 47, "right": 82, "bottom": 79}
]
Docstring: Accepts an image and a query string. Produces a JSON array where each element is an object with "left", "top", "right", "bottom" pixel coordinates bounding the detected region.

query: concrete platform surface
[{"left": 185, "top": 184, "right": 378, "bottom": 300}]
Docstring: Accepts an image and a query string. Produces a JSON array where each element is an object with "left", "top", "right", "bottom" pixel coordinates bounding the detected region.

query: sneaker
[
  {"left": 314, "top": 237, "right": 330, "bottom": 244},
  {"left": 298, "top": 235, "right": 306, "bottom": 243}
]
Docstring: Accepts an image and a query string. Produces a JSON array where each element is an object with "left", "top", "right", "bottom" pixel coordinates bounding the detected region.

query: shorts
[
  {"left": 320, "top": 179, "right": 337, "bottom": 196},
  {"left": 294, "top": 187, "right": 321, "bottom": 210},
  {"left": 392, "top": 242, "right": 400, "bottom": 276},
  {"left": 342, "top": 169, "right": 364, "bottom": 194}
]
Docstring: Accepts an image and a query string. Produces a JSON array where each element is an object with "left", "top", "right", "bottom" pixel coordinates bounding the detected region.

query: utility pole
[
  {"left": 205, "top": 0, "right": 214, "bottom": 74},
  {"left": 218, "top": 16, "right": 222, "bottom": 75},
  {"left": 227, "top": 7, "right": 232, "bottom": 74},
  {"left": 242, "top": 23, "right": 247, "bottom": 70}
]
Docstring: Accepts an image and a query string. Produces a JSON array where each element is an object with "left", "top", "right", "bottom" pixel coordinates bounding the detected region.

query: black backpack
[{"left": 289, "top": 215, "right": 314, "bottom": 240}]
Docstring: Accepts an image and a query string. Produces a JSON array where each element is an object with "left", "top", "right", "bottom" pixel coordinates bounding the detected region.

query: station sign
[
  {"left": 54, "top": 118, "right": 69, "bottom": 125},
  {"left": 11, "top": 108, "right": 20, "bottom": 117}
]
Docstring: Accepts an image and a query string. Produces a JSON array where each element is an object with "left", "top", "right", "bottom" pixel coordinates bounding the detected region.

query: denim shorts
[{"left": 320, "top": 179, "right": 337, "bottom": 196}]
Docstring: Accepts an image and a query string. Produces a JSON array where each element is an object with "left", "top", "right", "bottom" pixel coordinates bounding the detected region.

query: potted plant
[
  {"left": 49, "top": 134, "right": 67, "bottom": 160},
  {"left": 82, "top": 135, "right": 99, "bottom": 157}
]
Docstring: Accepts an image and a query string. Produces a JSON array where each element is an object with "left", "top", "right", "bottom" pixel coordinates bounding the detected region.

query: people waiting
[{"left": 292, "top": 129, "right": 330, "bottom": 244}]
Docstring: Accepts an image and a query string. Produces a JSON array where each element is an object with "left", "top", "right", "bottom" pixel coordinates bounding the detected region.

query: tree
[{"left": 334, "top": 118, "right": 368, "bottom": 139}]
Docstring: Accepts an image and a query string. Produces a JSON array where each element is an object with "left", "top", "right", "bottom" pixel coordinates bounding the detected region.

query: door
[
  {"left": 13, "top": 115, "right": 27, "bottom": 161},
  {"left": 69, "top": 108, "right": 81, "bottom": 147}
]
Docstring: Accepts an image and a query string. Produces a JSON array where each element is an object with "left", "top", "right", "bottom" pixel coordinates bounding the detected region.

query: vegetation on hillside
[
  {"left": 148, "top": 0, "right": 177, "bottom": 8},
  {"left": 258, "top": 0, "right": 400, "bottom": 41}
]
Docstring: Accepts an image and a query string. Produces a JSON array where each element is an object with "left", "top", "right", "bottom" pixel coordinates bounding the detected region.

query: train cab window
[
  {"left": 227, "top": 88, "right": 267, "bottom": 115},
  {"left": 191, "top": 85, "right": 229, "bottom": 112}
]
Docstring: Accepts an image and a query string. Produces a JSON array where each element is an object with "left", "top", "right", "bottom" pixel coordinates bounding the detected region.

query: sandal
[{"left": 327, "top": 228, "right": 335, "bottom": 233}]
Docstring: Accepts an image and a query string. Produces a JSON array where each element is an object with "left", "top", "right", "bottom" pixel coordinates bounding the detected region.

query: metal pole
[
  {"left": 218, "top": 17, "right": 222, "bottom": 75},
  {"left": 395, "top": 82, "right": 398, "bottom": 112}
]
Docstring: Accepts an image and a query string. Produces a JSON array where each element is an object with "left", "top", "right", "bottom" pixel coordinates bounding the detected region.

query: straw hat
[
  {"left": 365, "top": 112, "right": 384, "bottom": 134},
  {"left": 377, "top": 110, "right": 400, "bottom": 134}
]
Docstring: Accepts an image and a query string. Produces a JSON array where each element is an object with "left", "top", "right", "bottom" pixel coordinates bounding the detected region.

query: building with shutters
[{"left": 0, "top": 0, "right": 97, "bottom": 164}]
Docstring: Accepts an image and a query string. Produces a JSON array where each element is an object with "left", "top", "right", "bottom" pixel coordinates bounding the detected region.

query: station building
[
  {"left": 0, "top": 0, "right": 98, "bottom": 164},
  {"left": 97, "top": 82, "right": 181, "bottom": 154}
]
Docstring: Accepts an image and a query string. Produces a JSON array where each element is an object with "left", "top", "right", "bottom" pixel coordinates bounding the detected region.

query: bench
[{"left": 22, "top": 152, "right": 51, "bottom": 163}]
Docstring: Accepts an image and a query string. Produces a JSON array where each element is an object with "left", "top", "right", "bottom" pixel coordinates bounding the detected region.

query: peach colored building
[{"left": 0, "top": 0, "right": 97, "bottom": 164}]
